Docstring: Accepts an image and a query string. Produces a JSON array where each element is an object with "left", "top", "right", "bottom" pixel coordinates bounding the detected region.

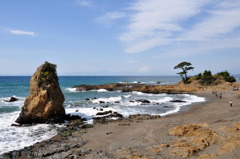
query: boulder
[
  {"left": 121, "top": 89, "right": 132, "bottom": 93},
  {"left": 96, "top": 111, "right": 112, "bottom": 116},
  {"left": 15, "top": 62, "right": 66, "bottom": 124},
  {"left": 170, "top": 100, "right": 186, "bottom": 103},
  {"left": 4, "top": 96, "right": 19, "bottom": 102},
  {"left": 135, "top": 99, "right": 151, "bottom": 104}
]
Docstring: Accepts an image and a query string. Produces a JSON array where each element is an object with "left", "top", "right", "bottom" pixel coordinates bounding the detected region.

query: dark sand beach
[{"left": 8, "top": 90, "right": 240, "bottom": 159}]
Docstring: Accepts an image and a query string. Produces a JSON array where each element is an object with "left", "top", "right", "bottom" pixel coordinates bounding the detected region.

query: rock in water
[{"left": 16, "top": 62, "right": 65, "bottom": 124}]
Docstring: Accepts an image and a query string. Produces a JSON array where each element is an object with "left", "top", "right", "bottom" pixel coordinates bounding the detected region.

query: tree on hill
[{"left": 174, "top": 62, "right": 194, "bottom": 83}]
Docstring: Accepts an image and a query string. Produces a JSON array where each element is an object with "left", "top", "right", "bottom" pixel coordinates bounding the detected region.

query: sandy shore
[{"left": 5, "top": 90, "right": 240, "bottom": 159}]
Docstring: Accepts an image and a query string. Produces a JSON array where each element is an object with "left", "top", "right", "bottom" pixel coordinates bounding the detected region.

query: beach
[{"left": 6, "top": 90, "right": 240, "bottom": 159}]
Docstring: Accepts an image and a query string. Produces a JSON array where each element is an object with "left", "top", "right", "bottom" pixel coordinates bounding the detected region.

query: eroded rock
[
  {"left": 169, "top": 123, "right": 218, "bottom": 158},
  {"left": 16, "top": 62, "right": 65, "bottom": 124}
]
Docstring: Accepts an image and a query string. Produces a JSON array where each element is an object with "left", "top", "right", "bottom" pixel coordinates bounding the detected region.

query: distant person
[
  {"left": 229, "top": 100, "right": 232, "bottom": 107},
  {"left": 219, "top": 93, "right": 222, "bottom": 99}
]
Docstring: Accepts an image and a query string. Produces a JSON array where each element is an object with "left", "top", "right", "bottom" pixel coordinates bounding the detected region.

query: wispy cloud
[
  {"left": 119, "top": 0, "right": 240, "bottom": 54},
  {"left": 9, "top": 29, "right": 35, "bottom": 36},
  {"left": 127, "top": 60, "right": 137, "bottom": 63},
  {"left": 96, "top": 11, "right": 126, "bottom": 26},
  {"left": 159, "top": 37, "right": 240, "bottom": 59},
  {"left": 75, "top": 0, "right": 92, "bottom": 7},
  {"left": 138, "top": 66, "right": 151, "bottom": 72}
]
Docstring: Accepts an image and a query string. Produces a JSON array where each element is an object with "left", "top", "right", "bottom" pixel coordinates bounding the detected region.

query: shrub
[
  {"left": 199, "top": 70, "right": 215, "bottom": 86},
  {"left": 195, "top": 73, "right": 202, "bottom": 80},
  {"left": 193, "top": 70, "right": 236, "bottom": 86},
  {"left": 38, "top": 61, "right": 58, "bottom": 87},
  {"left": 202, "top": 70, "right": 212, "bottom": 78},
  {"left": 217, "top": 71, "right": 236, "bottom": 83},
  {"left": 217, "top": 71, "right": 230, "bottom": 77},
  {"left": 225, "top": 76, "right": 236, "bottom": 83}
]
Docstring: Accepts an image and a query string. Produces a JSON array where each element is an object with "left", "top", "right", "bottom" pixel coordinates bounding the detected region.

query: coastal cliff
[{"left": 16, "top": 62, "right": 65, "bottom": 124}]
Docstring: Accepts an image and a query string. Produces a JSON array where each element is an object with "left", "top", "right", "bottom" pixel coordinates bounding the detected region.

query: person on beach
[
  {"left": 219, "top": 93, "right": 222, "bottom": 99},
  {"left": 229, "top": 100, "right": 232, "bottom": 107}
]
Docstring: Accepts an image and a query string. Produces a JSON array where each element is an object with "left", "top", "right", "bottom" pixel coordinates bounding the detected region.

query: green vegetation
[
  {"left": 173, "top": 61, "right": 236, "bottom": 85},
  {"left": 217, "top": 71, "right": 236, "bottom": 83},
  {"left": 199, "top": 70, "right": 216, "bottom": 85},
  {"left": 59, "top": 129, "right": 72, "bottom": 137},
  {"left": 194, "top": 70, "right": 236, "bottom": 86},
  {"left": 38, "top": 61, "right": 58, "bottom": 87},
  {"left": 174, "top": 61, "right": 194, "bottom": 84}
]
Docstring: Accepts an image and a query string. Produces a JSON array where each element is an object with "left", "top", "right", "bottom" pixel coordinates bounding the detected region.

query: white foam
[
  {"left": 160, "top": 104, "right": 181, "bottom": 116},
  {"left": 0, "top": 96, "right": 25, "bottom": 107},
  {"left": 65, "top": 107, "right": 118, "bottom": 120},
  {"left": 119, "top": 101, "right": 141, "bottom": 107},
  {"left": 119, "top": 81, "right": 140, "bottom": 84},
  {"left": 91, "top": 96, "right": 122, "bottom": 104},
  {"left": 0, "top": 112, "right": 61, "bottom": 155},
  {"left": 65, "top": 87, "right": 77, "bottom": 92},
  {"left": 123, "top": 95, "right": 131, "bottom": 98},
  {"left": 93, "top": 89, "right": 108, "bottom": 92},
  {"left": 132, "top": 91, "right": 167, "bottom": 96},
  {"left": 132, "top": 81, "right": 139, "bottom": 83},
  {"left": 160, "top": 94, "right": 205, "bottom": 116},
  {"left": 150, "top": 97, "right": 173, "bottom": 103}
]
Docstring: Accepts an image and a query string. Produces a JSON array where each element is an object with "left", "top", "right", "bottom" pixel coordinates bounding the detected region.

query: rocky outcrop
[
  {"left": 73, "top": 82, "right": 204, "bottom": 94},
  {"left": 169, "top": 123, "right": 218, "bottom": 158},
  {"left": 4, "top": 96, "right": 19, "bottom": 102},
  {"left": 73, "top": 78, "right": 240, "bottom": 94},
  {"left": 16, "top": 62, "right": 66, "bottom": 124}
]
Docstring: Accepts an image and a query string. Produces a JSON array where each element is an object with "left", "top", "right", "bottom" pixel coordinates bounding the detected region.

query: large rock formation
[{"left": 16, "top": 62, "right": 66, "bottom": 124}]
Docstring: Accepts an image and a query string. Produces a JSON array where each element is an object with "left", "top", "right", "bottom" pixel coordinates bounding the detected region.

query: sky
[{"left": 0, "top": 0, "right": 240, "bottom": 76}]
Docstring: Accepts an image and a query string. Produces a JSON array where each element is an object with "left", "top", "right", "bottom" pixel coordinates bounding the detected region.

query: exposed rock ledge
[
  {"left": 73, "top": 83, "right": 194, "bottom": 94},
  {"left": 73, "top": 78, "right": 240, "bottom": 94}
]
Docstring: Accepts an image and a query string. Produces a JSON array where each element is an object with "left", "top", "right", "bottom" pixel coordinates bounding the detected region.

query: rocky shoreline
[
  {"left": 3, "top": 90, "right": 240, "bottom": 158},
  {"left": 2, "top": 113, "right": 162, "bottom": 159},
  {"left": 72, "top": 83, "right": 198, "bottom": 94},
  {"left": 2, "top": 78, "right": 240, "bottom": 158}
]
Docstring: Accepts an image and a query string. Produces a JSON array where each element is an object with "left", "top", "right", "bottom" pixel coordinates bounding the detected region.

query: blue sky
[{"left": 0, "top": 0, "right": 240, "bottom": 76}]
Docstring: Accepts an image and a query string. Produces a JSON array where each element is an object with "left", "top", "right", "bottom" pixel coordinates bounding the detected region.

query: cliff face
[{"left": 16, "top": 62, "right": 65, "bottom": 124}]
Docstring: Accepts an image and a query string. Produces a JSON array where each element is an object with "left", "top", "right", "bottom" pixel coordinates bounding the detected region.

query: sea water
[{"left": 0, "top": 76, "right": 206, "bottom": 155}]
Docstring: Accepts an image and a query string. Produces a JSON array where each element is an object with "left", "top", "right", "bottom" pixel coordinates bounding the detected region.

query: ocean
[{"left": 0, "top": 76, "right": 208, "bottom": 155}]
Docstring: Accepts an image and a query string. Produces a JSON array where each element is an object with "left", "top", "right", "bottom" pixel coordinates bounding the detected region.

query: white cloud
[
  {"left": 10, "top": 29, "right": 35, "bottom": 36},
  {"left": 119, "top": 0, "right": 209, "bottom": 53},
  {"left": 158, "top": 36, "right": 240, "bottom": 59},
  {"left": 96, "top": 11, "right": 126, "bottom": 25},
  {"left": 182, "top": 2, "right": 240, "bottom": 41},
  {"left": 119, "top": 0, "right": 240, "bottom": 54},
  {"left": 75, "top": 0, "right": 92, "bottom": 7},
  {"left": 127, "top": 60, "right": 137, "bottom": 63},
  {"left": 138, "top": 66, "right": 151, "bottom": 72}
]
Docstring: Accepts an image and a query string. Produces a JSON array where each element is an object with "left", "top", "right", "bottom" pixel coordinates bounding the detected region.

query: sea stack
[{"left": 16, "top": 62, "right": 65, "bottom": 124}]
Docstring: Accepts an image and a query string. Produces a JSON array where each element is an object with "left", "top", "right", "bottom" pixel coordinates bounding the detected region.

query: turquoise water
[{"left": 0, "top": 76, "right": 208, "bottom": 155}]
